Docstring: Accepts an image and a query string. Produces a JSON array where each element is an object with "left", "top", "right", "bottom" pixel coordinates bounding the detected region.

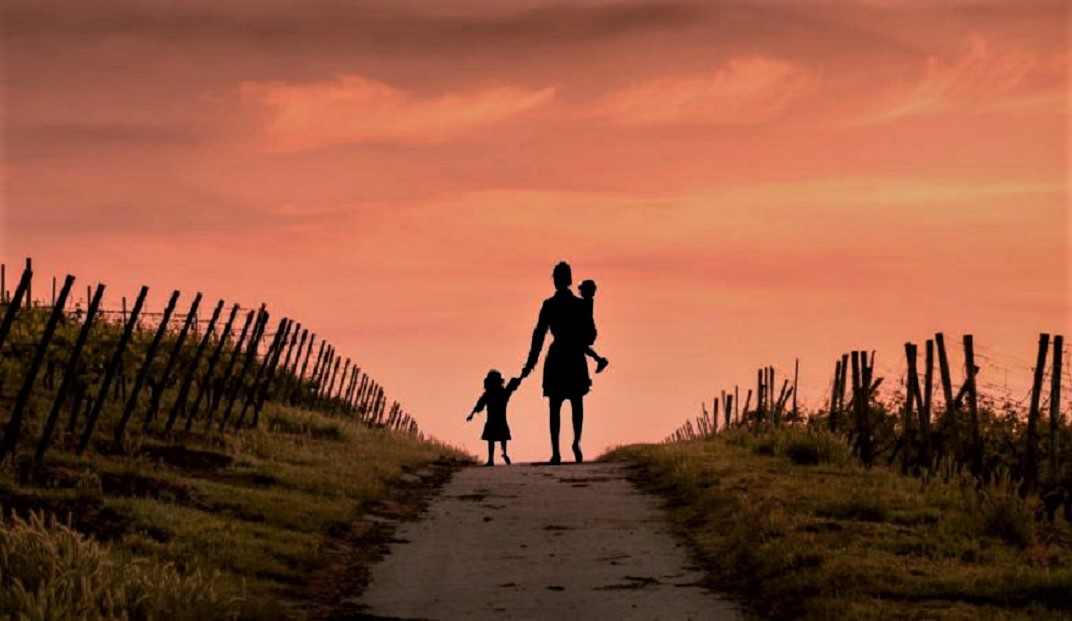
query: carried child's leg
[
  {"left": 500, "top": 440, "right": 511, "bottom": 465},
  {"left": 586, "top": 347, "right": 609, "bottom": 373},
  {"left": 485, "top": 441, "right": 494, "bottom": 466}
]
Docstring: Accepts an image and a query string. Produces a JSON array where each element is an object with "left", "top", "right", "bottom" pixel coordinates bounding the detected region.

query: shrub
[{"left": 784, "top": 441, "right": 821, "bottom": 466}]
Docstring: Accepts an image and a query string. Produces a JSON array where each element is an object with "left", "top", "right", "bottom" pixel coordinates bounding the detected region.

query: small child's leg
[
  {"left": 485, "top": 441, "right": 494, "bottom": 466},
  {"left": 501, "top": 441, "right": 511, "bottom": 465},
  {"left": 588, "top": 347, "right": 609, "bottom": 373}
]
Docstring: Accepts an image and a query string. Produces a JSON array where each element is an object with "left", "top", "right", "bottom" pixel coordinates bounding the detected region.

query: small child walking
[
  {"left": 578, "top": 279, "right": 609, "bottom": 373},
  {"left": 467, "top": 370, "right": 521, "bottom": 466}
]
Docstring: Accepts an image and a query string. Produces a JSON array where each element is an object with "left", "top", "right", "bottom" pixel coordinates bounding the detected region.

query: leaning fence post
[
  {"left": 78, "top": 287, "right": 148, "bottom": 454},
  {"left": 220, "top": 308, "right": 268, "bottom": 430},
  {"left": 0, "top": 275, "right": 74, "bottom": 460},
  {"left": 206, "top": 308, "right": 256, "bottom": 426},
  {"left": 1049, "top": 335, "right": 1064, "bottom": 487},
  {"left": 0, "top": 267, "right": 33, "bottom": 354},
  {"left": 1025, "top": 333, "right": 1050, "bottom": 490},
  {"left": 187, "top": 303, "right": 239, "bottom": 430},
  {"left": 935, "top": 333, "right": 959, "bottom": 461},
  {"left": 144, "top": 293, "right": 203, "bottom": 430},
  {"left": 241, "top": 318, "right": 289, "bottom": 429},
  {"left": 292, "top": 333, "right": 316, "bottom": 403},
  {"left": 903, "top": 342, "right": 921, "bottom": 473},
  {"left": 113, "top": 290, "right": 180, "bottom": 448},
  {"left": 962, "top": 335, "right": 983, "bottom": 478},
  {"left": 24, "top": 258, "right": 32, "bottom": 308},
  {"left": 36, "top": 283, "right": 105, "bottom": 462},
  {"left": 166, "top": 299, "right": 223, "bottom": 433}
]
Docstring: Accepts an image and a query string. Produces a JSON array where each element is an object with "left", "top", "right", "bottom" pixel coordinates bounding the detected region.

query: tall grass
[{"left": 0, "top": 511, "right": 241, "bottom": 621}]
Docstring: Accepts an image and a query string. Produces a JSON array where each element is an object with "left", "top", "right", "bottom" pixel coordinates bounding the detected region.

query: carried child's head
[
  {"left": 578, "top": 279, "right": 597, "bottom": 300},
  {"left": 483, "top": 370, "right": 505, "bottom": 392}
]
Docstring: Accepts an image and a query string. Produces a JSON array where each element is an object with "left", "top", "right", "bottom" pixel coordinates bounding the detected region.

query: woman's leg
[
  {"left": 569, "top": 396, "right": 584, "bottom": 462},
  {"left": 485, "top": 440, "right": 494, "bottom": 466},
  {"left": 500, "top": 440, "right": 511, "bottom": 464},
  {"left": 549, "top": 397, "right": 564, "bottom": 463}
]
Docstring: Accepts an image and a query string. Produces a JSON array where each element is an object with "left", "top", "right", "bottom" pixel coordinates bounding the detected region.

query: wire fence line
[{"left": 0, "top": 258, "right": 423, "bottom": 466}]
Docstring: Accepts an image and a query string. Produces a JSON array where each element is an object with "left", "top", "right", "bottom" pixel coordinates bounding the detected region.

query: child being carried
[{"left": 578, "top": 279, "right": 609, "bottom": 373}]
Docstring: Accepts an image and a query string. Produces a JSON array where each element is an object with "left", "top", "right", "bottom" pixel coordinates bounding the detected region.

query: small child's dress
[{"left": 473, "top": 377, "right": 521, "bottom": 441}]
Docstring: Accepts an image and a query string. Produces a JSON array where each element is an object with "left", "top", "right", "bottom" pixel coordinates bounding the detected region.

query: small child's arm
[
  {"left": 506, "top": 377, "right": 522, "bottom": 394},
  {"left": 467, "top": 394, "right": 488, "bottom": 422}
]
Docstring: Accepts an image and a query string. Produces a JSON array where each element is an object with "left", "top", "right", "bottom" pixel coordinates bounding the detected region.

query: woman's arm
[{"left": 522, "top": 302, "right": 550, "bottom": 377}]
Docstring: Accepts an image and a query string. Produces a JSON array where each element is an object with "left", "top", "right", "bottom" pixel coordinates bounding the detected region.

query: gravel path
[{"left": 356, "top": 463, "right": 741, "bottom": 620}]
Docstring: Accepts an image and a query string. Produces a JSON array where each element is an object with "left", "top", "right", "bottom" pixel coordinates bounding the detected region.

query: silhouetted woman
[{"left": 522, "top": 261, "right": 592, "bottom": 464}]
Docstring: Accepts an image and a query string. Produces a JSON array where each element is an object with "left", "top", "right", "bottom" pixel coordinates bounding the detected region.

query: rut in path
[{"left": 354, "top": 463, "right": 741, "bottom": 620}]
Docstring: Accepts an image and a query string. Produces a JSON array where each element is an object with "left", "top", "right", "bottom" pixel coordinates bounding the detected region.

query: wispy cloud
[
  {"left": 850, "top": 37, "right": 1068, "bottom": 125},
  {"left": 590, "top": 57, "right": 820, "bottom": 126},
  {"left": 242, "top": 75, "right": 556, "bottom": 152}
]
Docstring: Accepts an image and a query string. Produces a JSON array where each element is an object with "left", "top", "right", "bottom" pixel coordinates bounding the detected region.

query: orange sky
[{"left": 1, "top": 0, "right": 1069, "bottom": 460}]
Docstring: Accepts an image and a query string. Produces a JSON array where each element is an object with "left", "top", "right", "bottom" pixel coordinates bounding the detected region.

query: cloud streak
[
  {"left": 242, "top": 75, "right": 556, "bottom": 151},
  {"left": 850, "top": 37, "right": 1068, "bottom": 125},
  {"left": 591, "top": 57, "right": 820, "bottom": 126}
]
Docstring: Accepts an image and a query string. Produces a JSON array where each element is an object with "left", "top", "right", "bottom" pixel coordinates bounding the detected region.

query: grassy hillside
[
  {"left": 604, "top": 429, "right": 1072, "bottom": 620},
  {"left": 1, "top": 403, "right": 470, "bottom": 620}
]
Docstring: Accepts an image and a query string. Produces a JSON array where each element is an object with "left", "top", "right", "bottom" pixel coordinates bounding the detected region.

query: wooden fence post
[
  {"left": 205, "top": 308, "right": 256, "bottom": 425},
  {"left": 250, "top": 317, "right": 293, "bottom": 426},
  {"left": 935, "top": 333, "right": 959, "bottom": 462},
  {"left": 860, "top": 350, "right": 875, "bottom": 466},
  {"left": 903, "top": 342, "right": 920, "bottom": 473},
  {"left": 309, "top": 341, "right": 327, "bottom": 389},
  {"left": 143, "top": 293, "right": 203, "bottom": 430},
  {"left": 1025, "top": 333, "right": 1050, "bottom": 490},
  {"left": 78, "top": 287, "right": 148, "bottom": 454},
  {"left": 315, "top": 347, "right": 334, "bottom": 399},
  {"left": 963, "top": 335, "right": 983, "bottom": 478},
  {"left": 756, "top": 368, "right": 765, "bottom": 424},
  {"left": 186, "top": 303, "right": 239, "bottom": 430},
  {"left": 0, "top": 275, "right": 74, "bottom": 459},
  {"left": 113, "top": 290, "right": 180, "bottom": 448},
  {"left": 239, "top": 317, "right": 288, "bottom": 429},
  {"left": 220, "top": 308, "right": 268, "bottom": 430},
  {"left": 273, "top": 322, "right": 300, "bottom": 401},
  {"left": 327, "top": 357, "right": 342, "bottom": 401},
  {"left": 281, "top": 328, "right": 306, "bottom": 401},
  {"left": 1, "top": 263, "right": 5, "bottom": 303},
  {"left": 25, "top": 258, "right": 32, "bottom": 308},
  {"left": 1049, "top": 335, "right": 1064, "bottom": 486},
  {"left": 829, "top": 359, "right": 842, "bottom": 431},
  {"left": 36, "top": 283, "right": 104, "bottom": 462},
  {"left": 792, "top": 358, "right": 799, "bottom": 420},
  {"left": 335, "top": 358, "right": 351, "bottom": 404},
  {"left": 851, "top": 351, "right": 863, "bottom": 458},
  {"left": 921, "top": 339, "right": 934, "bottom": 468},
  {"left": 292, "top": 333, "right": 316, "bottom": 403},
  {"left": 165, "top": 299, "right": 223, "bottom": 433},
  {"left": 0, "top": 267, "right": 33, "bottom": 354}
]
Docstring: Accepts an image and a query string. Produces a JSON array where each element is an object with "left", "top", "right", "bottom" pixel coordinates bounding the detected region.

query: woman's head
[
  {"left": 553, "top": 261, "right": 572, "bottom": 291},
  {"left": 484, "top": 369, "right": 504, "bottom": 391}
]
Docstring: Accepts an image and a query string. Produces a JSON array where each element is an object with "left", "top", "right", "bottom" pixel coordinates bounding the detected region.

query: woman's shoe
[
  {"left": 572, "top": 443, "right": 584, "bottom": 463},
  {"left": 503, "top": 453, "right": 512, "bottom": 465},
  {"left": 548, "top": 454, "right": 562, "bottom": 465},
  {"left": 483, "top": 460, "right": 494, "bottom": 467}
]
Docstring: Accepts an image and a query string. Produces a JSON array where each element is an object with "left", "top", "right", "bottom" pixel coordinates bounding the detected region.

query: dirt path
[{"left": 354, "top": 463, "right": 741, "bottom": 620}]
